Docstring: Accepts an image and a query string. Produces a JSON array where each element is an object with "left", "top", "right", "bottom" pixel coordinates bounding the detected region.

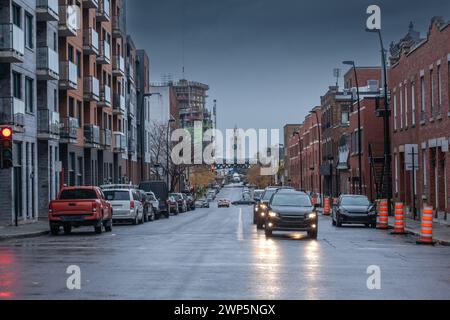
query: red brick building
[
  {"left": 287, "top": 125, "right": 302, "bottom": 190},
  {"left": 389, "top": 18, "right": 450, "bottom": 218},
  {"left": 300, "top": 106, "right": 322, "bottom": 194}
]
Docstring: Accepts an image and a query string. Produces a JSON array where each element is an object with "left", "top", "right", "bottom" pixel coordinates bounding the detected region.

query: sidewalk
[
  {"left": 388, "top": 217, "right": 450, "bottom": 246},
  {"left": 0, "top": 221, "right": 49, "bottom": 241}
]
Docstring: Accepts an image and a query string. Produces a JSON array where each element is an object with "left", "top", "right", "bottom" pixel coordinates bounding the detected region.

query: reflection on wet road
[{"left": 0, "top": 186, "right": 449, "bottom": 300}]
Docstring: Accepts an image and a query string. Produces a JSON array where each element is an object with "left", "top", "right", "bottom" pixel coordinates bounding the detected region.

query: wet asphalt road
[{"left": 0, "top": 186, "right": 449, "bottom": 300}]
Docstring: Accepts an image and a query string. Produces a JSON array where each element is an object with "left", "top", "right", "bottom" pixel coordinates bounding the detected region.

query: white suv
[{"left": 103, "top": 188, "right": 144, "bottom": 225}]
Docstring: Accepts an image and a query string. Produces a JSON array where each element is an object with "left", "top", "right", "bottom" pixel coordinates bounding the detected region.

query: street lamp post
[
  {"left": 293, "top": 131, "right": 304, "bottom": 191},
  {"left": 310, "top": 110, "right": 322, "bottom": 203},
  {"left": 343, "top": 61, "right": 363, "bottom": 195},
  {"left": 366, "top": 28, "right": 393, "bottom": 215}
]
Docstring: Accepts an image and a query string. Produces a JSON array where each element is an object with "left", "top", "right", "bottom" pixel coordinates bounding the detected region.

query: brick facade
[{"left": 389, "top": 19, "right": 450, "bottom": 217}]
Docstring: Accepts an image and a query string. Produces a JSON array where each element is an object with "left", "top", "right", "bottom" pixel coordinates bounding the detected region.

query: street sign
[{"left": 405, "top": 144, "right": 419, "bottom": 171}]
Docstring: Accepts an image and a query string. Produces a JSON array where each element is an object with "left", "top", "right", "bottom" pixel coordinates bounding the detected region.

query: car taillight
[{"left": 130, "top": 201, "right": 135, "bottom": 209}]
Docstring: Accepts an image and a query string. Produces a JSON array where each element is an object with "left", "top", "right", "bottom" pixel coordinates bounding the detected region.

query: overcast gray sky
[{"left": 127, "top": 0, "right": 450, "bottom": 135}]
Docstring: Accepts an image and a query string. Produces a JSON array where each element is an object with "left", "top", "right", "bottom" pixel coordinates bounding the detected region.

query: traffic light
[{"left": 1, "top": 127, "right": 13, "bottom": 169}]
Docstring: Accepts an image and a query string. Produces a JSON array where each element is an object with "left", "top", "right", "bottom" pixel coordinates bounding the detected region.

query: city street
[{"left": 0, "top": 186, "right": 449, "bottom": 300}]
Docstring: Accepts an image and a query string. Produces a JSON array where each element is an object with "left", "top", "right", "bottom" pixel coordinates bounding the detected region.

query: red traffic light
[{"left": 1, "top": 128, "right": 12, "bottom": 139}]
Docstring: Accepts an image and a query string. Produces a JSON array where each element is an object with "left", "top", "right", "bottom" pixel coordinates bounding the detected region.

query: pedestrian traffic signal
[{"left": 1, "top": 127, "right": 13, "bottom": 169}]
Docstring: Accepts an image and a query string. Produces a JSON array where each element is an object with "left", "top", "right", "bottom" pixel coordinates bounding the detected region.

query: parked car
[
  {"left": 265, "top": 190, "right": 318, "bottom": 239},
  {"left": 195, "top": 198, "right": 209, "bottom": 208},
  {"left": 170, "top": 193, "right": 188, "bottom": 213},
  {"left": 48, "top": 187, "right": 113, "bottom": 235},
  {"left": 218, "top": 199, "right": 231, "bottom": 208},
  {"left": 103, "top": 188, "right": 144, "bottom": 225},
  {"left": 183, "top": 193, "right": 196, "bottom": 211},
  {"left": 332, "top": 195, "right": 377, "bottom": 228},
  {"left": 167, "top": 195, "right": 179, "bottom": 214},
  {"left": 137, "top": 189, "right": 155, "bottom": 222},
  {"left": 146, "top": 191, "right": 160, "bottom": 218},
  {"left": 139, "top": 181, "right": 170, "bottom": 218}
]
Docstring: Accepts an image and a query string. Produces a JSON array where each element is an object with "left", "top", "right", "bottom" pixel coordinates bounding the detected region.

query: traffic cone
[
  {"left": 391, "top": 202, "right": 407, "bottom": 235},
  {"left": 376, "top": 199, "right": 389, "bottom": 229},
  {"left": 417, "top": 206, "right": 436, "bottom": 245},
  {"left": 323, "top": 197, "right": 331, "bottom": 216}
]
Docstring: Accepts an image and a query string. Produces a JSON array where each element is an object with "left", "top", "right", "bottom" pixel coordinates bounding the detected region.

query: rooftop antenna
[
  {"left": 333, "top": 68, "right": 341, "bottom": 88},
  {"left": 181, "top": 0, "right": 186, "bottom": 80}
]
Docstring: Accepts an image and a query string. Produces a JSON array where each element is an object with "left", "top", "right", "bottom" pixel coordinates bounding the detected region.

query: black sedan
[
  {"left": 264, "top": 191, "right": 319, "bottom": 239},
  {"left": 332, "top": 195, "right": 377, "bottom": 228}
]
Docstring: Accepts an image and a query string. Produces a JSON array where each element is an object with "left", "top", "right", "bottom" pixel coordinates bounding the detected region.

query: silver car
[{"left": 103, "top": 188, "right": 144, "bottom": 225}]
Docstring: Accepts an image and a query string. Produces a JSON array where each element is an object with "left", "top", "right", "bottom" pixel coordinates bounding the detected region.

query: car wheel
[
  {"left": 256, "top": 220, "right": 264, "bottom": 230},
  {"left": 104, "top": 219, "right": 113, "bottom": 232},
  {"left": 50, "top": 225, "right": 60, "bottom": 236},
  {"left": 336, "top": 216, "right": 342, "bottom": 228},
  {"left": 265, "top": 229, "right": 272, "bottom": 237},
  {"left": 308, "top": 229, "right": 318, "bottom": 239},
  {"left": 132, "top": 215, "right": 138, "bottom": 225},
  {"left": 371, "top": 223, "right": 377, "bottom": 229},
  {"left": 332, "top": 216, "right": 336, "bottom": 226},
  {"left": 149, "top": 210, "right": 155, "bottom": 222},
  {"left": 94, "top": 221, "right": 103, "bottom": 234},
  {"left": 63, "top": 225, "right": 72, "bottom": 235}
]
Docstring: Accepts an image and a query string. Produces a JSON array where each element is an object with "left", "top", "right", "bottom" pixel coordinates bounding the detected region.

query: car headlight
[
  {"left": 259, "top": 204, "right": 267, "bottom": 210},
  {"left": 254, "top": 207, "right": 259, "bottom": 212},
  {"left": 269, "top": 211, "right": 278, "bottom": 218},
  {"left": 308, "top": 213, "right": 317, "bottom": 219}
]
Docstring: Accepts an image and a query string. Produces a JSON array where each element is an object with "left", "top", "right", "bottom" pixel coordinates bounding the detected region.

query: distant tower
[
  {"left": 213, "top": 99, "right": 217, "bottom": 130},
  {"left": 333, "top": 68, "right": 341, "bottom": 88}
]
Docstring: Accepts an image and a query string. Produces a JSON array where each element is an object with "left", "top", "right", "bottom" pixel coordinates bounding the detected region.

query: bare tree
[{"left": 148, "top": 121, "right": 187, "bottom": 191}]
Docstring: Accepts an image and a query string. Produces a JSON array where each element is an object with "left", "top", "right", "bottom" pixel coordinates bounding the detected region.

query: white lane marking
[{"left": 237, "top": 208, "right": 244, "bottom": 241}]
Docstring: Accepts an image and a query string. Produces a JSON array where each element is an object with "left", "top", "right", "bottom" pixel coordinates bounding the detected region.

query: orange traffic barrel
[
  {"left": 417, "top": 206, "right": 436, "bottom": 245},
  {"left": 391, "top": 202, "right": 407, "bottom": 235},
  {"left": 323, "top": 197, "right": 331, "bottom": 216},
  {"left": 376, "top": 199, "right": 389, "bottom": 229}
]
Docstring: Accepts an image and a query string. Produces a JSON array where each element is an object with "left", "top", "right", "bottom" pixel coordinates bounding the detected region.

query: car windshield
[
  {"left": 271, "top": 194, "right": 312, "bottom": 207},
  {"left": 60, "top": 189, "right": 98, "bottom": 200},
  {"left": 103, "top": 191, "right": 130, "bottom": 201},
  {"left": 254, "top": 191, "right": 263, "bottom": 199},
  {"left": 262, "top": 190, "right": 277, "bottom": 201},
  {"left": 341, "top": 197, "right": 370, "bottom": 206}
]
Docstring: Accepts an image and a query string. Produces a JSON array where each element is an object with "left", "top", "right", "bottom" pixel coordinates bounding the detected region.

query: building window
[
  {"left": 411, "top": 82, "right": 416, "bottom": 126},
  {"left": 69, "top": 97, "right": 75, "bottom": 118},
  {"left": 25, "top": 77, "right": 33, "bottom": 112},
  {"left": 13, "top": 72, "right": 21, "bottom": 99},
  {"left": 430, "top": 69, "right": 435, "bottom": 115},
  {"left": 393, "top": 92, "right": 398, "bottom": 130},
  {"left": 420, "top": 76, "right": 425, "bottom": 115},
  {"left": 394, "top": 153, "right": 399, "bottom": 194},
  {"left": 25, "top": 13, "right": 33, "bottom": 49},
  {"left": 399, "top": 85, "right": 403, "bottom": 129},
  {"left": 422, "top": 149, "right": 427, "bottom": 190},
  {"left": 437, "top": 65, "right": 442, "bottom": 112},
  {"left": 341, "top": 106, "right": 350, "bottom": 125},
  {"left": 76, "top": 51, "right": 81, "bottom": 78},
  {"left": 77, "top": 101, "right": 82, "bottom": 127},
  {"left": 404, "top": 82, "right": 408, "bottom": 128},
  {"left": 12, "top": 3, "right": 21, "bottom": 27}
]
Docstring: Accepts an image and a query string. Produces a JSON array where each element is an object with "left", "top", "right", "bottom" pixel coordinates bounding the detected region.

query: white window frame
[{"left": 411, "top": 82, "right": 416, "bottom": 126}]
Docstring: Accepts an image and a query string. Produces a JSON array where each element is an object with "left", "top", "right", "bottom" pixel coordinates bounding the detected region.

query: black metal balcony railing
[
  {"left": 60, "top": 117, "right": 79, "bottom": 140},
  {"left": 97, "top": 0, "right": 110, "bottom": 22},
  {"left": 0, "top": 97, "right": 25, "bottom": 127},
  {"left": 112, "top": 15, "right": 126, "bottom": 38},
  {"left": 84, "top": 124, "right": 100, "bottom": 145},
  {"left": 38, "top": 109, "right": 60, "bottom": 136}
]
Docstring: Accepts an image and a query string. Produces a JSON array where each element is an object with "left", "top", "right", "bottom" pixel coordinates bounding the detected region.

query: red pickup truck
[{"left": 49, "top": 187, "right": 113, "bottom": 235}]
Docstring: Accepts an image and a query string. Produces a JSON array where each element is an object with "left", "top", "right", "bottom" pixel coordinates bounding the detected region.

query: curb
[
  {"left": 0, "top": 230, "right": 49, "bottom": 241},
  {"left": 388, "top": 223, "right": 450, "bottom": 247}
]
